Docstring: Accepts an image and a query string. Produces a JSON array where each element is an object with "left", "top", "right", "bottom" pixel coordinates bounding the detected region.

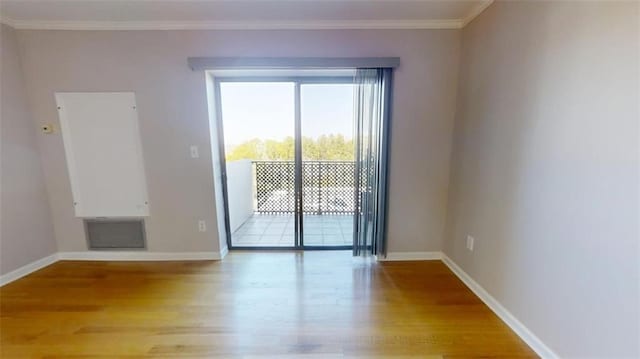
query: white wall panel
[{"left": 56, "top": 92, "right": 149, "bottom": 217}]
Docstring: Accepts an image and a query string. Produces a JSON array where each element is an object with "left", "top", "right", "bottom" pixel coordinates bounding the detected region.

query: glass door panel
[
  {"left": 300, "top": 83, "right": 355, "bottom": 247},
  {"left": 219, "top": 82, "right": 296, "bottom": 247}
]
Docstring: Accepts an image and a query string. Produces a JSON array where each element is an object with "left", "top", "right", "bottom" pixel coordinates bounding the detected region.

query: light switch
[
  {"left": 190, "top": 145, "right": 199, "bottom": 158},
  {"left": 466, "top": 235, "right": 475, "bottom": 251}
]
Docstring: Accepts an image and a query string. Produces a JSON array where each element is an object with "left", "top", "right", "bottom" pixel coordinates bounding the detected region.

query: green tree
[
  {"left": 226, "top": 135, "right": 354, "bottom": 162},
  {"left": 226, "top": 138, "right": 262, "bottom": 161}
]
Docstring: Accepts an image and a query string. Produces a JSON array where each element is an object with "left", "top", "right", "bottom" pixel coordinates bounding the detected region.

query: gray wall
[
  {"left": 444, "top": 1, "right": 639, "bottom": 357},
  {"left": 15, "top": 29, "right": 460, "bottom": 253},
  {"left": 1, "top": 24, "right": 57, "bottom": 274}
]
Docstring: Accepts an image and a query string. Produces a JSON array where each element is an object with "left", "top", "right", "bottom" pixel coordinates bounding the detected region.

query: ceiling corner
[{"left": 461, "top": 0, "right": 494, "bottom": 28}]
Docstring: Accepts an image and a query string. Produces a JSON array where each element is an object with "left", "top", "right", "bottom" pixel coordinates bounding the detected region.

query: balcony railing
[{"left": 254, "top": 161, "right": 355, "bottom": 214}]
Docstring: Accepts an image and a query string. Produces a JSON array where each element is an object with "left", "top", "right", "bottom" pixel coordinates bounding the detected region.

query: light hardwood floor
[{"left": 0, "top": 251, "right": 536, "bottom": 358}]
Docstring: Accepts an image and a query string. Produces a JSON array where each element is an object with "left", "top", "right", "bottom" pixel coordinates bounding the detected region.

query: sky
[{"left": 220, "top": 82, "right": 354, "bottom": 146}]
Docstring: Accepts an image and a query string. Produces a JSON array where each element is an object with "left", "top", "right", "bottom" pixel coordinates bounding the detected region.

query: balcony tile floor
[{"left": 232, "top": 214, "right": 353, "bottom": 247}]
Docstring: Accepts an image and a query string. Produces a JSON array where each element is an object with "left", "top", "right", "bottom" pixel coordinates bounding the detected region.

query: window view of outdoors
[
  {"left": 220, "top": 81, "right": 355, "bottom": 247},
  {"left": 300, "top": 84, "right": 355, "bottom": 246}
]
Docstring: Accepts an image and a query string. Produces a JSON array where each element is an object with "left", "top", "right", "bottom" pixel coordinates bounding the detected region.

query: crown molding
[
  {"left": 0, "top": 2, "right": 495, "bottom": 32},
  {"left": 462, "top": 0, "right": 494, "bottom": 27},
  {"left": 0, "top": 18, "right": 464, "bottom": 31}
]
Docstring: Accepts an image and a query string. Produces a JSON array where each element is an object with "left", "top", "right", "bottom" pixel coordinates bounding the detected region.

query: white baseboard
[
  {"left": 379, "top": 251, "right": 442, "bottom": 261},
  {"left": 219, "top": 245, "right": 229, "bottom": 259},
  {"left": 0, "top": 253, "right": 58, "bottom": 286},
  {"left": 441, "top": 253, "right": 558, "bottom": 359},
  {"left": 58, "top": 251, "right": 222, "bottom": 261},
  {"left": 1, "top": 250, "right": 226, "bottom": 287}
]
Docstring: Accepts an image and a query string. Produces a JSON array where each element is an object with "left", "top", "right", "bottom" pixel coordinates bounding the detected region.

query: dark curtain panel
[{"left": 352, "top": 68, "right": 392, "bottom": 257}]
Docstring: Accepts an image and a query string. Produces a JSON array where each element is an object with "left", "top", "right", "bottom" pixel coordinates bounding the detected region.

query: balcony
[{"left": 226, "top": 160, "right": 355, "bottom": 247}]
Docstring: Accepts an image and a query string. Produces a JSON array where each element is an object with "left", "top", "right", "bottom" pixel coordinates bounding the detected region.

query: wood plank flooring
[{"left": 0, "top": 251, "right": 537, "bottom": 358}]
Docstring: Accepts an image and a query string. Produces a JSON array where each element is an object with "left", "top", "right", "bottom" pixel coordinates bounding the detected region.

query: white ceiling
[{"left": 0, "top": 0, "right": 493, "bottom": 30}]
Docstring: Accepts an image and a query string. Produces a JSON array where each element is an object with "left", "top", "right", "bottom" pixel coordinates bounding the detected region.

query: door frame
[{"left": 213, "top": 75, "right": 355, "bottom": 251}]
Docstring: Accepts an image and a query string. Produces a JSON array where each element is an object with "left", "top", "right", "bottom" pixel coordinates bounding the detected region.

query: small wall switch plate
[
  {"left": 190, "top": 145, "right": 199, "bottom": 158},
  {"left": 41, "top": 124, "right": 54, "bottom": 134},
  {"left": 466, "top": 235, "right": 475, "bottom": 251},
  {"left": 198, "top": 220, "right": 206, "bottom": 232}
]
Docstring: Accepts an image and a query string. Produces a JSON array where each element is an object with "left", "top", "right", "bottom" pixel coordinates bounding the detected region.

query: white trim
[
  {"left": 461, "top": 0, "right": 494, "bottom": 27},
  {"left": 0, "top": 18, "right": 464, "bottom": 31},
  {"left": 378, "top": 251, "right": 442, "bottom": 261},
  {"left": 0, "top": 253, "right": 58, "bottom": 286},
  {"left": 0, "top": 17, "right": 17, "bottom": 28},
  {"left": 57, "top": 251, "right": 222, "bottom": 261},
  {"left": 441, "top": 254, "right": 559, "bottom": 359},
  {"left": 0, "top": 249, "right": 228, "bottom": 287},
  {"left": 219, "top": 246, "right": 229, "bottom": 259}
]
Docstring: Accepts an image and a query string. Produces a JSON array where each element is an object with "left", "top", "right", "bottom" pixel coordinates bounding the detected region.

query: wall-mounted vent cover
[{"left": 85, "top": 219, "right": 146, "bottom": 250}]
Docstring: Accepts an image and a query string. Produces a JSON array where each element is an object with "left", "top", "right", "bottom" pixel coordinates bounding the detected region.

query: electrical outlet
[
  {"left": 41, "top": 124, "right": 54, "bottom": 134},
  {"left": 190, "top": 145, "right": 199, "bottom": 158},
  {"left": 466, "top": 235, "right": 475, "bottom": 251},
  {"left": 198, "top": 220, "right": 206, "bottom": 232}
]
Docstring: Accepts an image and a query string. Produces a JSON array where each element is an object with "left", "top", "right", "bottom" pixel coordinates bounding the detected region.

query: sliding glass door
[
  {"left": 215, "top": 70, "right": 391, "bottom": 255},
  {"left": 216, "top": 76, "right": 355, "bottom": 249}
]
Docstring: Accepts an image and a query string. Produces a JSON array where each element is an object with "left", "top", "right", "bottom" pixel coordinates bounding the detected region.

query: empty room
[{"left": 0, "top": 1, "right": 638, "bottom": 358}]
